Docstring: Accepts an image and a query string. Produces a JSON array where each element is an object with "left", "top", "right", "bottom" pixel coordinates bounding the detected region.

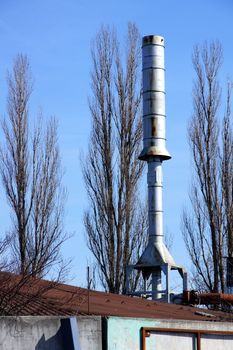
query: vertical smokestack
[
  {"left": 136, "top": 35, "right": 176, "bottom": 299},
  {"left": 126, "top": 35, "right": 187, "bottom": 301}
]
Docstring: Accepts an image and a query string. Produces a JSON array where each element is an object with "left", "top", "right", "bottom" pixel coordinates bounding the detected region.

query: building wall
[
  {"left": 107, "top": 317, "right": 233, "bottom": 350},
  {"left": 76, "top": 316, "right": 102, "bottom": 350},
  {"left": 1, "top": 315, "right": 233, "bottom": 349},
  {"left": 0, "top": 316, "right": 64, "bottom": 350},
  {"left": 0, "top": 316, "right": 102, "bottom": 350}
]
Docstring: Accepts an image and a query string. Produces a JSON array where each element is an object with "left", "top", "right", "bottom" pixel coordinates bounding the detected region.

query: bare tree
[
  {"left": 0, "top": 54, "right": 68, "bottom": 279},
  {"left": 221, "top": 83, "right": 233, "bottom": 260},
  {"left": 82, "top": 23, "right": 147, "bottom": 294},
  {"left": 182, "top": 42, "right": 232, "bottom": 293}
]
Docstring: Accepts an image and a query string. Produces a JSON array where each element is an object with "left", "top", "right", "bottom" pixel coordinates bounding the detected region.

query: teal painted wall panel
[
  {"left": 107, "top": 317, "right": 233, "bottom": 350},
  {"left": 107, "top": 317, "right": 161, "bottom": 350}
]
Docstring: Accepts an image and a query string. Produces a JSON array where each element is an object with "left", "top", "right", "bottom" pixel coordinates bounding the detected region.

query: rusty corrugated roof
[{"left": 0, "top": 271, "right": 232, "bottom": 321}]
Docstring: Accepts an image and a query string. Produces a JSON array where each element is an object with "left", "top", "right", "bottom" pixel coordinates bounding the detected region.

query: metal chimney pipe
[
  {"left": 128, "top": 35, "right": 187, "bottom": 302},
  {"left": 140, "top": 35, "right": 170, "bottom": 248},
  {"left": 138, "top": 35, "right": 174, "bottom": 299},
  {"left": 139, "top": 35, "right": 171, "bottom": 161}
]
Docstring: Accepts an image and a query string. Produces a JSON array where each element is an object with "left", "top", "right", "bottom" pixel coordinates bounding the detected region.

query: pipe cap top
[{"left": 143, "top": 35, "right": 164, "bottom": 47}]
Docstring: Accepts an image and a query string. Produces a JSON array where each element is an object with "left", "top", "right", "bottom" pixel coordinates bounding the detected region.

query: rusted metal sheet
[{"left": 0, "top": 271, "right": 232, "bottom": 322}]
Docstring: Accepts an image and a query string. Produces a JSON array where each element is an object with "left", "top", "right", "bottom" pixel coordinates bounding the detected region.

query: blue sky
[{"left": 0, "top": 0, "right": 232, "bottom": 288}]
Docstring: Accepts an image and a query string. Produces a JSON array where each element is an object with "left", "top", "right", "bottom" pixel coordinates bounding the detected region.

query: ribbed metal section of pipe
[
  {"left": 139, "top": 35, "right": 171, "bottom": 161},
  {"left": 136, "top": 35, "right": 176, "bottom": 299}
]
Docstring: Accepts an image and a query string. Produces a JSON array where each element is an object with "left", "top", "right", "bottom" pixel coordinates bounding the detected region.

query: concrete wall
[
  {"left": 201, "top": 334, "right": 233, "bottom": 350},
  {"left": 1, "top": 315, "right": 233, "bottom": 349},
  {"left": 0, "top": 316, "right": 102, "bottom": 350},
  {"left": 0, "top": 317, "right": 64, "bottom": 350},
  {"left": 76, "top": 316, "right": 102, "bottom": 350},
  {"left": 146, "top": 332, "right": 196, "bottom": 350},
  {"left": 107, "top": 317, "right": 233, "bottom": 350}
]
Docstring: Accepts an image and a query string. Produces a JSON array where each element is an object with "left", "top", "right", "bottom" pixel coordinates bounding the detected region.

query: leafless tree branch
[
  {"left": 182, "top": 42, "right": 232, "bottom": 293},
  {"left": 0, "top": 54, "right": 70, "bottom": 280},
  {"left": 82, "top": 24, "right": 147, "bottom": 294}
]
